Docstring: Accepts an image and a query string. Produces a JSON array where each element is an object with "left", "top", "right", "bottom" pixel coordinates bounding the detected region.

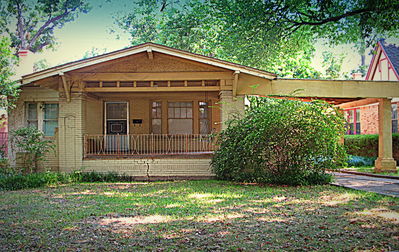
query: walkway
[{"left": 332, "top": 172, "right": 399, "bottom": 198}]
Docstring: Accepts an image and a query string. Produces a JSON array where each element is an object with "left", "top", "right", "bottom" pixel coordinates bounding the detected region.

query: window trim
[
  {"left": 344, "top": 108, "right": 361, "bottom": 135},
  {"left": 25, "top": 102, "right": 59, "bottom": 137}
]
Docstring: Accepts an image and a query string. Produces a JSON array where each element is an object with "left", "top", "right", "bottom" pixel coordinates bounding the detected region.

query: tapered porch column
[
  {"left": 374, "top": 98, "right": 397, "bottom": 172},
  {"left": 219, "top": 91, "right": 245, "bottom": 130}
]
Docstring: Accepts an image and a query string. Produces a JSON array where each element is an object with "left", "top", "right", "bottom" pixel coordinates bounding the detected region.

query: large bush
[{"left": 211, "top": 97, "right": 347, "bottom": 185}]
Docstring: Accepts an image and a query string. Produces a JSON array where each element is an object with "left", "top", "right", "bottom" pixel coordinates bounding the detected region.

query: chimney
[
  {"left": 15, "top": 49, "right": 35, "bottom": 80},
  {"left": 352, "top": 72, "right": 363, "bottom": 80}
]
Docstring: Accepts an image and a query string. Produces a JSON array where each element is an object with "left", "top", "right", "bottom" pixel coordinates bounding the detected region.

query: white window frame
[{"left": 25, "top": 102, "right": 59, "bottom": 136}]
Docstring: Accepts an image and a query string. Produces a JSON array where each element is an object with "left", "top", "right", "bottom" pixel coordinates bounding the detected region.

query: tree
[
  {"left": 0, "top": 37, "right": 19, "bottom": 110},
  {"left": 0, "top": 0, "right": 90, "bottom": 53},
  {"left": 116, "top": 0, "right": 399, "bottom": 77},
  {"left": 321, "top": 51, "right": 345, "bottom": 79},
  {"left": 33, "top": 59, "right": 51, "bottom": 72},
  {"left": 82, "top": 47, "right": 108, "bottom": 59}
]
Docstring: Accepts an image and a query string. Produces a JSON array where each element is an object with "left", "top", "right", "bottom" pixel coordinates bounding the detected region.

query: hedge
[{"left": 344, "top": 133, "right": 399, "bottom": 161}]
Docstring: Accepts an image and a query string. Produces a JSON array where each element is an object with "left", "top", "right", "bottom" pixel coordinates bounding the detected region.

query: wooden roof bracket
[
  {"left": 147, "top": 48, "right": 153, "bottom": 60},
  {"left": 233, "top": 70, "right": 240, "bottom": 98},
  {"left": 59, "top": 72, "right": 71, "bottom": 103}
]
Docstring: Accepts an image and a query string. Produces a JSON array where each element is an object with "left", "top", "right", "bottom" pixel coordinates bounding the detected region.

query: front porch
[{"left": 84, "top": 134, "right": 215, "bottom": 158}]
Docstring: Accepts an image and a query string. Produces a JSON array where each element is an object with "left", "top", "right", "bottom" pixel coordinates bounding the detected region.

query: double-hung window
[
  {"left": 26, "top": 102, "right": 59, "bottom": 136},
  {"left": 393, "top": 104, "right": 398, "bottom": 133},
  {"left": 168, "top": 102, "right": 193, "bottom": 134},
  {"left": 344, "top": 109, "right": 361, "bottom": 135},
  {"left": 199, "top": 101, "right": 210, "bottom": 134},
  {"left": 151, "top": 101, "right": 162, "bottom": 134}
]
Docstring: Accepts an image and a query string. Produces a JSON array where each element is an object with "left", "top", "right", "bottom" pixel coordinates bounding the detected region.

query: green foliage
[
  {"left": 11, "top": 127, "right": 55, "bottom": 173},
  {"left": 322, "top": 51, "right": 346, "bottom": 79},
  {"left": 0, "top": 37, "right": 20, "bottom": 110},
  {"left": 116, "top": 0, "right": 399, "bottom": 78},
  {"left": 0, "top": 171, "right": 127, "bottom": 191},
  {"left": 33, "top": 59, "right": 51, "bottom": 71},
  {"left": 211, "top": 96, "right": 347, "bottom": 186},
  {"left": 344, "top": 134, "right": 399, "bottom": 161},
  {"left": 0, "top": 0, "right": 90, "bottom": 52}
]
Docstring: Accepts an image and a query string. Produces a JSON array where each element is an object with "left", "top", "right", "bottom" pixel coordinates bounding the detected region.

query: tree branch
[{"left": 27, "top": 5, "right": 79, "bottom": 51}]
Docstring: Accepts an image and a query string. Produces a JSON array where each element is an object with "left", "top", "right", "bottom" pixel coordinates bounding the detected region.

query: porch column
[
  {"left": 374, "top": 98, "right": 397, "bottom": 172},
  {"left": 58, "top": 93, "right": 86, "bottom": 172},
  {"left": 219, "top": 91, "right": 245, "bottom": 130}
]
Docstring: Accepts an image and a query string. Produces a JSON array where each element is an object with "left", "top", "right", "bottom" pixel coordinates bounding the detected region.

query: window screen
[
  {"left": 168, "top": 102, "right": 193, "bottom": 134},
  {"left": 26, "top": 103, "right": 38, "bottom": 128},
  {"left": 151, "top": 101, "right": 162, "bottom": 134},
  {"left": 106, "top": 102, "right": 127, "bottom": 120},
  {"left": 43, "top": 104, "right": 58, "bottom": 136},
  {"left": 199, "top": 101, "right": 210, "bottom": 134}
]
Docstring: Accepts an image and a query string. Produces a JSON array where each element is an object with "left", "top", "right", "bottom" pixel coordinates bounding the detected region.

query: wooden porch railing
[{"left": 84, "top": 134, "right": 215, "bottom": 157}]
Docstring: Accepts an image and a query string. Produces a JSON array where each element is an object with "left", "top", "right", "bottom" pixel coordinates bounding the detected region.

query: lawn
[
  {"left": 343, "top": 166, "right": 399, "bottom": 177},
  {"left": 0, "top": 180, "right": 398, "bottom": 251}
]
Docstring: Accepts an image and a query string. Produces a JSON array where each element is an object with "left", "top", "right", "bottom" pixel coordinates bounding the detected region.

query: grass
[
  {"left": 343, "top": 166, "right": 399, "bottom": 177},
  {"left": 0, "top": 180, "right": 398, "bottom": 251}
]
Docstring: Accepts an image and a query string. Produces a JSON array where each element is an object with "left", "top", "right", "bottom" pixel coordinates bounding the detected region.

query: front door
[{"left": 105, "top": 102, "right": 129, "bottom": 152}]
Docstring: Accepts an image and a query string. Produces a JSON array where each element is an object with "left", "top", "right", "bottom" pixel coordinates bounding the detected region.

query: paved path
[{"left": 332, "top": 172, "right": 399, "bottom": 197}]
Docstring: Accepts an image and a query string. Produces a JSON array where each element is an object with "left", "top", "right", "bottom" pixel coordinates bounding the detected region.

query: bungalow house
[
  {"left": 340, "top": 40, "right": 399, "bottom": 135},
  {"left": 9, "top": 43, "right": 399, "bottom": 176}
]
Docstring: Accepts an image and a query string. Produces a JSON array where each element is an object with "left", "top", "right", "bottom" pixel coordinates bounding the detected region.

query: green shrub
[
  {"left": 11, "top": 127, "right": 55, "bottom": 173},
  {"left": 344, "top": 134, "right": 399, "bottom": 161},
  {"left": 211, "top": 97, "right": 346, "bottom": 186},
  {"left": 0, "top": 171, "right": 128, "bottom": 191}
]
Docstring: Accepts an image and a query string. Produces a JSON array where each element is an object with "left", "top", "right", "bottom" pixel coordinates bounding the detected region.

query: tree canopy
[
  {"left": 0, "top": 0, "right": 90, "bottom": 53},
  {"left": 116, "top": 0, "right": 399, "bottom": 77},
  {"left": 0, "top": 37, "right": 19, "bottom": 110}
]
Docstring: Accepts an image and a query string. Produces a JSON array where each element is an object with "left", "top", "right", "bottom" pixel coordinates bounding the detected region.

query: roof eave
[{"left": 21, "top": 43, "right": 276, "bottom": 85}]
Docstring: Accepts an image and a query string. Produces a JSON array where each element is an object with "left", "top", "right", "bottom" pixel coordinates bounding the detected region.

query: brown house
[
  {"left": 9, "top": 43, "right": 276, "bottom": 179},
  {"left": 9, "top": 43, "right": 399, "bottom": 175}
]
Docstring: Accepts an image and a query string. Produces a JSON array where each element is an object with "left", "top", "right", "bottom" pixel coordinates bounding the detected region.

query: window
[
  {"left": 26, "top": 102, "right": 59, "bottom": 136},
  {"left": 168, "top": 102, "right": 193, "bottom": 134},
  {"left": 344, "top": 108, "right": 361, "bottom": 135},
  {"left": 43, "top": 104, "right": 59, "bottom": 136},
  {"left": 26, "top": 103, "right": 38, "bottom": 128},
  {"left": 199, "top": 101, "right": 210, "bottom": 134},
  {"left": 151, "top": 101, "right": 162, "bottom": 134},
  {"left": 355, "top": 109, "right": 361, "bottom": 135},
  {"left": 393, "top": 104, "right": 398, "bottom": 133}
]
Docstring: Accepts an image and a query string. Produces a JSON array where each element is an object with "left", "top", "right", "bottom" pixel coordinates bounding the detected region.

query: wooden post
[
  {"left": 60, "top": 73, "right": 71, "bottom": 103},
  {"left": 375, "top": 98, "right": 397, "bottom": 172}
]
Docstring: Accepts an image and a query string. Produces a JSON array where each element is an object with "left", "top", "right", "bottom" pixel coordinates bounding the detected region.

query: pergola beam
[{"left": 238, "top": 79, "right": 399, "bottom": 98}]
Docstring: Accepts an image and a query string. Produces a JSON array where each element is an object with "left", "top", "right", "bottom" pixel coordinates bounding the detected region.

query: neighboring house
[
  {"left": 9, "top": 42, "right": 399, "bottom": 175},
  {"left": 340, "top": 40, "right": 399, "bottom": 135}
]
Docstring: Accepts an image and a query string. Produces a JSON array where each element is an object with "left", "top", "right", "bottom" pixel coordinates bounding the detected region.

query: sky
[{"left": 18, "top": 0, "right": 399, "bottom": 77}]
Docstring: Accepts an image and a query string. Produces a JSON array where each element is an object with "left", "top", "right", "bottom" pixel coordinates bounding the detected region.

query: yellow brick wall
[
  {"left": 8, "top": 87, "right": 59, "bottom": 171},
  {"left": 82, "top": 158, "right": 214, "bottom": 177}
]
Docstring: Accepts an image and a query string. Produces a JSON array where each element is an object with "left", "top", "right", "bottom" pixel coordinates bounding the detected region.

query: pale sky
[{"left": 23, "top": 0, "right": 399, "bottom": 77}]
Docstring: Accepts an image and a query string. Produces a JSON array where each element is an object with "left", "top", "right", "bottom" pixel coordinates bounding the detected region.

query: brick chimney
[{"left": 15, "top": 49, "right": 34, "bottom": 80}]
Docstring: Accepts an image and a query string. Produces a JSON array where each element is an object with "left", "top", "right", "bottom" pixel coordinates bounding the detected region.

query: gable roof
[
  {"left": 21, "top": 42, "right": 276, "bottom": 84},
  {"left": 366, "top": 40, "right": 399, "bottom": 80},
  {"left": 381, "top": 41, "right": 399, "bottom": 75}
]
